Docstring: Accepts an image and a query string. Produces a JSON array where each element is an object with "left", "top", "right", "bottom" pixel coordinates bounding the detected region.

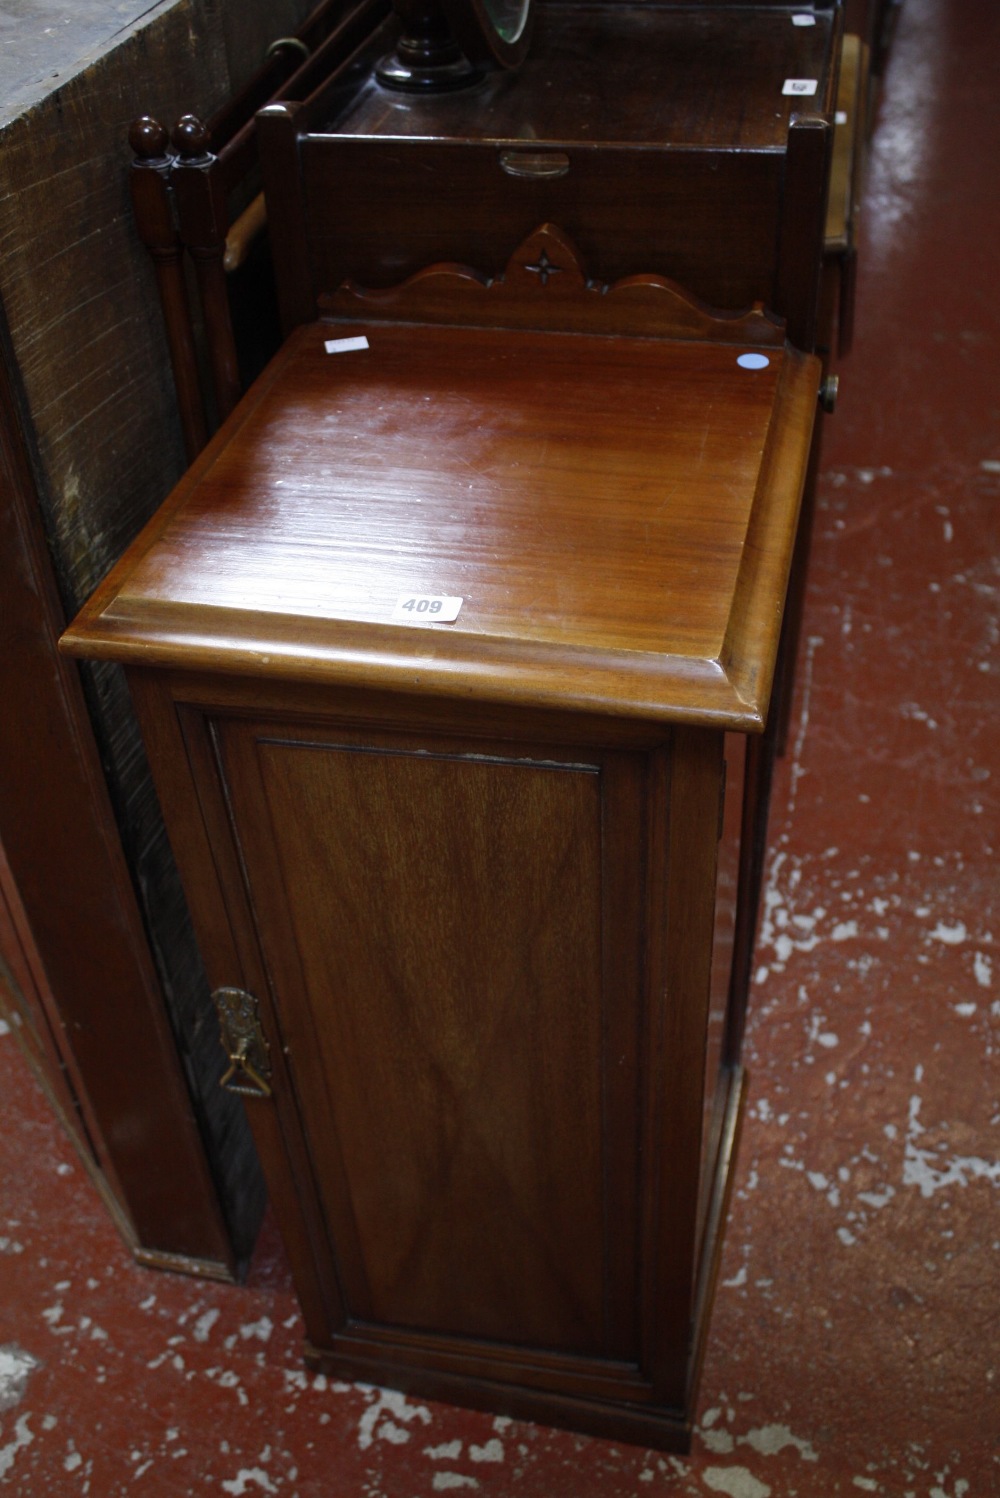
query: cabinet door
[{"left": 208, "top": 713, "right": 654, "bottom": 1379}]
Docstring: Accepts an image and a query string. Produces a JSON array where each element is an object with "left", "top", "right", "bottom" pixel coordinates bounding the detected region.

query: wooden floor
[{"left": 1, "top": 0, "right": 997, "bottom": 1491}]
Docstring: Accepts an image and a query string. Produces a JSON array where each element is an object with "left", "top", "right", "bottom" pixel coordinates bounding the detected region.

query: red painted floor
[{"left": 2, "top": 0, "right": 998, "bottom": 1491}]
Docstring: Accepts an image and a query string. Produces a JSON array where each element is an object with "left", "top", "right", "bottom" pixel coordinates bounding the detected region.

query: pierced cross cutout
[{"left": 523, "top": 248, "right": 563, "bottom": 286}]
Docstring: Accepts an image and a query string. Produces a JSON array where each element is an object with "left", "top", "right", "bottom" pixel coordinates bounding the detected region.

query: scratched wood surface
[{"left": 64, "top": 318, "right": 819, "bottom": 730}]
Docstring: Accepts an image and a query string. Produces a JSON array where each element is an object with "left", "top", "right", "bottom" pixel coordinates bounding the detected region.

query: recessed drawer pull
[{"left": 499, "top": 150, "right": 570, "bottom": 180}]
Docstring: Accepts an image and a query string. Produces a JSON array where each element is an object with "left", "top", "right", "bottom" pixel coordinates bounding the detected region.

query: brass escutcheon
[{"left": 211, "top": 986, "right": 272, "bottom": 1098}]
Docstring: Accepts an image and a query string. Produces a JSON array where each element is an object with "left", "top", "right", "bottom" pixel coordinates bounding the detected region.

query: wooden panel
[
  {"left": 775, "top": 113, "right": 835, "bottom": 352},
  {"left": 300, "top": 138, "right": 783, "bottom": 313},
  {"left": 323, "top": 222, "right": 787, "bottom": 344},
  {"left": 645, "top": 725, "right": 724, "bottom": 1405},
  {"left": 213, "top": 717, "right": 647, "bottom": 1358}
]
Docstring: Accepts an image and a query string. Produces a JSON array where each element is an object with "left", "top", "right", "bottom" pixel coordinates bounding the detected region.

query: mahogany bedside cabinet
[{"left": 62, "top": 228, "right": 819, "bottom": 1450}]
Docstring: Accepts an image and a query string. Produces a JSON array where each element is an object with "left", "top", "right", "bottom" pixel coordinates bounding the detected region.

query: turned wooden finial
[
  {"left": 129, "top": 116, "right": 170, "bottom": 161},
  {"left": 172, "top": 114, "right": 212, "bottom": 161}
]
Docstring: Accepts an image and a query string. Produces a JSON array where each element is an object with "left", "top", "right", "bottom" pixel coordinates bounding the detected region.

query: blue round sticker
[{"left": 737, "top": 353, "right": 770, "bottom": 370}]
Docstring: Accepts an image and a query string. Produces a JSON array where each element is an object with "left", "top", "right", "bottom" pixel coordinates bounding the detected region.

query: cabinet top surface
[
  {"left": 63, "top": 320, "right": 817, "bottom": 729},
  {"left": 322, "top": 4, "right": 837, "bottom": 150}
]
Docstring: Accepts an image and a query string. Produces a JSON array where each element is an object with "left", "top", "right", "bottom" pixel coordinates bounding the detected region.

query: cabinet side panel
[
  {"left": 697, "top": 731, "right": 747, "bottom": 1262},
  {"left": 647, "top": 726, "right": 723, "bottom": 1405}
]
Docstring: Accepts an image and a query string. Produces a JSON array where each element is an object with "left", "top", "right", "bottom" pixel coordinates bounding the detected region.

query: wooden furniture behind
[
  {"left": 259, "top": 0, "right": 841, "bottom": 349},
  {"left": 129, "top": 0, "right": 390, "bottom": 461},
  {"left": 64, "top": 225, "right": 820, "bottom": 1448}
]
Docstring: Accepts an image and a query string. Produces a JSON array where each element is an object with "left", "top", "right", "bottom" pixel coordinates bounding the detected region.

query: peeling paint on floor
[{"left": 0, "top": 1347, "right": 39, "bottom": 1415}]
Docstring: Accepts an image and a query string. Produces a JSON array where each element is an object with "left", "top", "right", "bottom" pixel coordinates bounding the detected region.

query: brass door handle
[{"left": 212, "top": 986, "right": 273, "bottom": 1098}]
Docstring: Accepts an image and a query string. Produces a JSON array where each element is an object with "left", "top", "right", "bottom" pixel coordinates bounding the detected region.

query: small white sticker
[
  {"left": 783, "top": 78, "right": 819, "bottom": 96},
  {"left": 392, "top": 594, "right": 463, "bottom": 623},
  {"left": 792, "top": 13, "right": 817, "bottom": 25},
  {"left": 835, "top": 109, "right": 849, "bottom": 125},
  {"left": 737, "top": 353, "right": 770, "bottom": 371},
  {"left": 324, "top": 335, "right": 370, "bottom": 354}
]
